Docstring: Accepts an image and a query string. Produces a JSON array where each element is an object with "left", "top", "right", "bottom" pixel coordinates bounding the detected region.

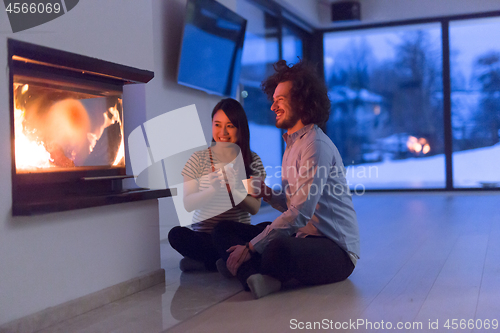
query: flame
[
  {"left": 406, "top": 136, "right": 431, "bottom": 155},
  {"left": 14, "top": 104, "right": 54, "bottom": 170},
  {"left": 113, "top": 139, "right": 125, "bottom": 166},
  {"left": 45, "top": 99, "right": 91, "bottom": 159},
  {"left": 14, "top": 83, "right": 125, "bottom": 170},
  {"left": 110, "top": 103, "right": 125, "bottom": 166}
]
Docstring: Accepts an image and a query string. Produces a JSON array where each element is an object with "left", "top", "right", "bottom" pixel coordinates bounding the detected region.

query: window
[
  {"left": 450, "top": 17, "right": 500, "bottom": 188},
  {"left": 324, "top": 24, "right": 444, "bottom": 189},
  {"left": 282, "top": 24, "right": 303, "bottom": 65}
]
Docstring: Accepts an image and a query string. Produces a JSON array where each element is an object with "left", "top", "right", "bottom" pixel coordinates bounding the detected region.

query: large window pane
[
  {"left": 323, "top": 24, "right": 444, "bottom": 189},
  {"left": 450, "top": 17, "right": 500, "bottom": 188},
  {"left": 237, "top": 1, "right": 281, "bottom": 188},
  {"left": 282, "top": 25, "right": 303, "bottom": 64}
]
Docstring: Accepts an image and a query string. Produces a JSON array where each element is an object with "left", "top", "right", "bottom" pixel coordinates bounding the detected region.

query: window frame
[{"left": 320, "top": 10, "right": 500, "bottom": 192}]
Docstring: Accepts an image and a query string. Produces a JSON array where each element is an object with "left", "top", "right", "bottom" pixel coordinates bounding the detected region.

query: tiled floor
[{"left": 36, "top": 193, "right": 500, "bottom": 333}]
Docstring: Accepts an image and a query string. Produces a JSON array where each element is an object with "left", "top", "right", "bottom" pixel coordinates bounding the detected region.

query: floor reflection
[
  {"left": 169, "top": 272, "right": 242, "bottom": 321},
  {"left": 160, "top": 239, "right": 243, "bottom": 331}
]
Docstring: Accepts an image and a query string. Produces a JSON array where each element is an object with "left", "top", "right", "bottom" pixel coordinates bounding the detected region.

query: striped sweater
[{"left": 181, "top": 149, "right": 266, "bottom": 233}]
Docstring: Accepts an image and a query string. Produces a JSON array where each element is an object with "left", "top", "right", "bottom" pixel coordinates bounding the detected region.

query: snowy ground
[{"left": 346, "top": 143, "right": 500, "bottom": 189}]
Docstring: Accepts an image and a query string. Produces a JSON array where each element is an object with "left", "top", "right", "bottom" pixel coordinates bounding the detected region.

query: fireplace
[{"left": 8, "top": 39, "right": 172, "bottom": 215}]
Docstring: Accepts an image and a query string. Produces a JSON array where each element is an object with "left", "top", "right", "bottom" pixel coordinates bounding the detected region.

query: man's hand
[
  {"left": 226, "top": 244, "right": 251, "bottom": 276},
  {"left": 250, "top": 176, "right": 272, "bottom": 201}
]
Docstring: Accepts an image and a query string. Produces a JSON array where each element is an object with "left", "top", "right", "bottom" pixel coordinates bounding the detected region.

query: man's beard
[{"left": 275, "top": 110, "right": 301, "bottom": 130}]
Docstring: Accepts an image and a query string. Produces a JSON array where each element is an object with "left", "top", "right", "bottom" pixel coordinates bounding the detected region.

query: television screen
[{"left": 177, "top": 0, "right": 247, "bottom": 98}]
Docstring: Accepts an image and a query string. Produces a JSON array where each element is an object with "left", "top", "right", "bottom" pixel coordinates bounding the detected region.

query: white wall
[
  {"left": 0, "top": 0, "right": 160, "bottom": 325},
  {"left": 0, "top": 0, "right": 243, "bottom": 324}
]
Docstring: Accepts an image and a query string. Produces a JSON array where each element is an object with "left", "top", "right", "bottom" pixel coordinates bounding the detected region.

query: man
[{"left": 213, "top": 60, "right": 360, "bottom": 299}]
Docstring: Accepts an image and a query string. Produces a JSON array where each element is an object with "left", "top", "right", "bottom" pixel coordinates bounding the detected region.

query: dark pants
[
  {"left": 168, "top": 226, "right": 219, "bottom": 271},
  {"left": 212, "top": 220, "right": 355, "bottom": 290}
]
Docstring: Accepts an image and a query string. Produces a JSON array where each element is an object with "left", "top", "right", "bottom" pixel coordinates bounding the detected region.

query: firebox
[{"left": 8, "top": 39, "right": 172, "bottom": 215}]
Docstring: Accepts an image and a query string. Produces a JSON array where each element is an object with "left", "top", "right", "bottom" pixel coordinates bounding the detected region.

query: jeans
[{"left": 212, "top": 220, "right": 354, "bottom": 289}]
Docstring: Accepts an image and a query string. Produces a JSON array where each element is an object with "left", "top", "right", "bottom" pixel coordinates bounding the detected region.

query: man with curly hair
[{"left": 213, "top": 60, "right": 360, "bottom": 299}]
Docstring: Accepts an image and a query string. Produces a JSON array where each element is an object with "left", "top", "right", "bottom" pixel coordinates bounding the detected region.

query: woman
[{"left": 168, "top": 98, "right": 266, "bottom": 272}]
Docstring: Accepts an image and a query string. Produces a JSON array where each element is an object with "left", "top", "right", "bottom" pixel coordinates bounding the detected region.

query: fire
[
  {"left": 107, "top": 103, "right": 125, "bottom": 166},
  {"left": 14, "top": 83, "right": 54, "bottom": 170},
  {"left": 45, "top": 98, "right": 91, "bottom": 159},
  {"left": 406, "top": 136, "right": 431, "bottom": 155},
  {"left": 14, "top": 83, "right": 125, "bottom": 170},
  {"left": 113, "top": 139, "right": 125, "bottom": 166},
  {"left": 14, "top": 106, "right": 54, "bottom": 169}
]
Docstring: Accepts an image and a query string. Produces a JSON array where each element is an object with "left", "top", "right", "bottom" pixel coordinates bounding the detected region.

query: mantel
[{"left": 13, "top": 187, "right": 177, "bottom": 216}]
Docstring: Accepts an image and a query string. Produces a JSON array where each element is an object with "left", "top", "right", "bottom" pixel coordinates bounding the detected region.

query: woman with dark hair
[{"left": 168, "top": 98, "right": 266, "bottom": 272}]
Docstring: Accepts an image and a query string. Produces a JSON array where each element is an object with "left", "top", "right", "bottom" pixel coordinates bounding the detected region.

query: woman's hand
[
  {"left": 208, "top": 170, "right": 224, "bottom": 191},
  {"left": 225, "top": 165, "right": 250, "bottom": 205},
  {"left": 224, "top": 164, "right": 246, "bottom": 192},
  {"left": 224, "top": 165, "right": 238, "bottom": 189},
  {"left": 226, "top": 244, "right": 251, "bottom": 276}
]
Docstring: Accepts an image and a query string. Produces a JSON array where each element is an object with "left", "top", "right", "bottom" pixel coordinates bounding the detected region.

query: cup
[{"left": 242, "top": 179, "right": 252, "bottom": 195}]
